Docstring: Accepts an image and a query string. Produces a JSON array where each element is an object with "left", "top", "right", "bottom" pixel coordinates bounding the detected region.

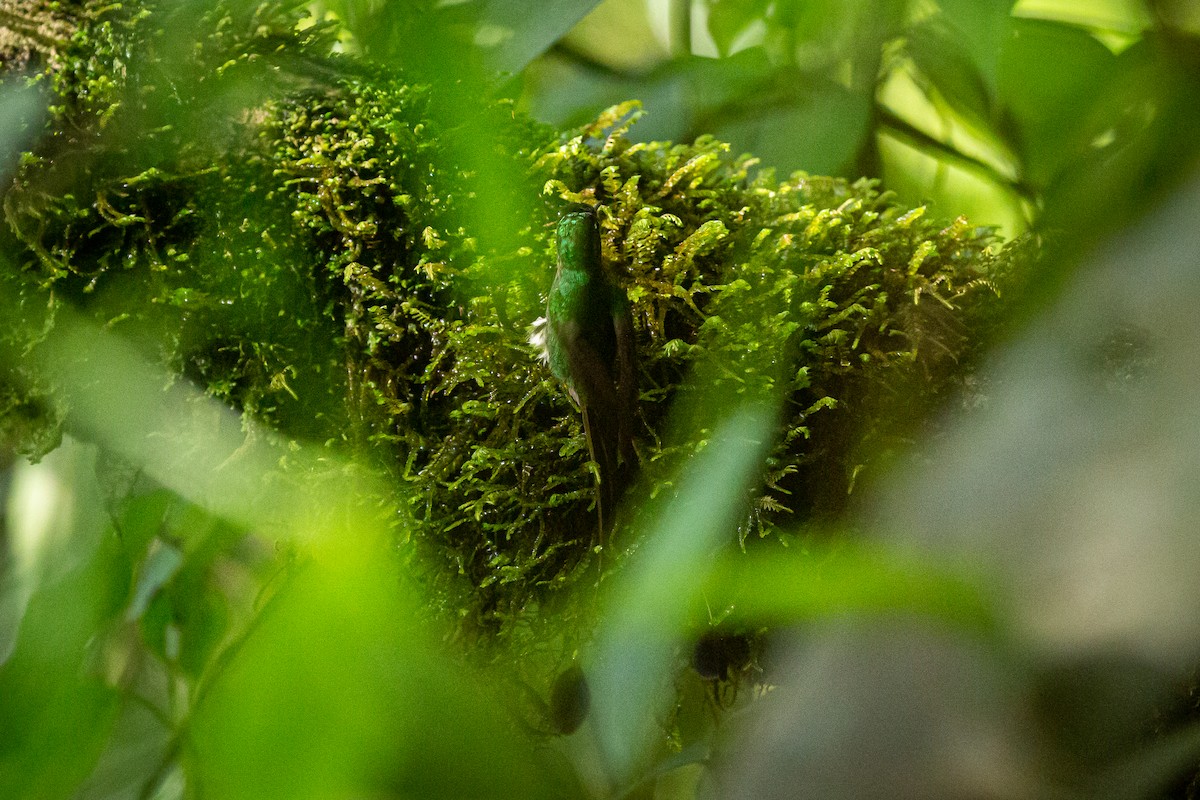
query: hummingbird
[{"left": 532, "top": 206, "right": 637, "bottom": 527}]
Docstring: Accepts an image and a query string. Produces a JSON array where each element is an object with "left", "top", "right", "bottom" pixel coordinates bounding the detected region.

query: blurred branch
[{"left": 876, "top": 104, "right": 1037, "bottom": 207}]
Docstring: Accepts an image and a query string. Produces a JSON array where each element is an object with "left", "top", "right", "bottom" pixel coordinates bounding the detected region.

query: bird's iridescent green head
[{"left": 556, "top": 207, "right": 601, "bottom": 276}]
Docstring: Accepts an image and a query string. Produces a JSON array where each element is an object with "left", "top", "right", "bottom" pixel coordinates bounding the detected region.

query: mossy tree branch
[{"left": 0, "top": 1, "right": 1027, "bottom": 633}]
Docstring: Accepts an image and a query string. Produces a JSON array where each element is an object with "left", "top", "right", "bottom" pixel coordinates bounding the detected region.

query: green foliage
[
  {"left": 18, "top": 2, "right": 1200, "bottom": 799},
  {"left": 2, "top": 4, "right": 1019, "bottom": 637},
  {"left": 526, "top": 0, "right": 1200, "bottom": 244}
]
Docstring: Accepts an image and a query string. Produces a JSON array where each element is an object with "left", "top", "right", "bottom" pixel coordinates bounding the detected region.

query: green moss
[{"left": 0, "top": 1, "right": 1026, "bottom": 633}]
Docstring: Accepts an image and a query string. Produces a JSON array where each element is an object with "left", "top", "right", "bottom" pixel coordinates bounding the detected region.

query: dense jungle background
[{"left": 2, "top": 1, "right": 1200, "bottom": 798}]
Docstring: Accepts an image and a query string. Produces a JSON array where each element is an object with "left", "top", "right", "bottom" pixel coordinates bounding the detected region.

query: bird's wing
[
  {"left": 551, "top": 315, "right": 622, "bottom": 479},
  {"left": 612, "top": 296, "right": 637, "bottom": 466},
  {"left": 550, "top": 316, "right": 620, "bottom": 415}
]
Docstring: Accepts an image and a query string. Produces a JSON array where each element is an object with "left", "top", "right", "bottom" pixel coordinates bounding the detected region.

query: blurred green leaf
[
  {"left": 0, "top": 449, "right": 125, "bottom": 799},
  {"left": 72, "top": 697, "right": 177, "bottom": 800},
  {"left": 769, "top": 0, "right": 907, "bottom": 84},
  {"left": 3, "top": 300, "right": 369, "bottom": 539},
  {"left": 590, "top": 404, "right": 777, "bottom": 785},
  {"left": 906, "top": 19, "right": 994, "bottom": 127},
  {"left": 702, "top": 544, "right": 996, "bottom": 632},
  {"left": 481, "top": 0, "right": 605, "bottom": 75},
  {"left": 709, "top": 620, "right": 1034, "bottom": 799},
  {"left": 188, "top": 542, "right": 554, "bottom": 799},
  {"left": 528, "top": 48, "right": 775, "bottom": 143},
  {"left": 707, "top": 0, "right": 771, "bottom": 57},
  {"left": 532, "top": 46, "right": 869, "bottom": 175},
  {"left": 713, "top": 78, "right": 871, "bottom": 175},
  {"left": 997, "top": 18, "right": 1118, "bottom": 187},
  {"left": 938, "top": 0, "right": 1015, "bottom": 90},
  {"left": 112, "top": 490, "right": 175, "bottom": 560},
  {"left": 645, "top": 48, "right": 777, "bottom": 142},
  {"left": 127, "top": 539, "right": 183, "bottom": 621},
  {"left": 1034, "top": 37, "right": 1200, "bottom": 250},
  {"left": 669, "top": 47, "right": 775, "bottom": 127},
  {"left": 0, "top": 670, "right": 118, "bottom": 800},
  {"left": 772, "top": 0, "right": 862, "bottom": 49},
  {"left": 321, "top": 0, "right": 602, "bottom": 78}
]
